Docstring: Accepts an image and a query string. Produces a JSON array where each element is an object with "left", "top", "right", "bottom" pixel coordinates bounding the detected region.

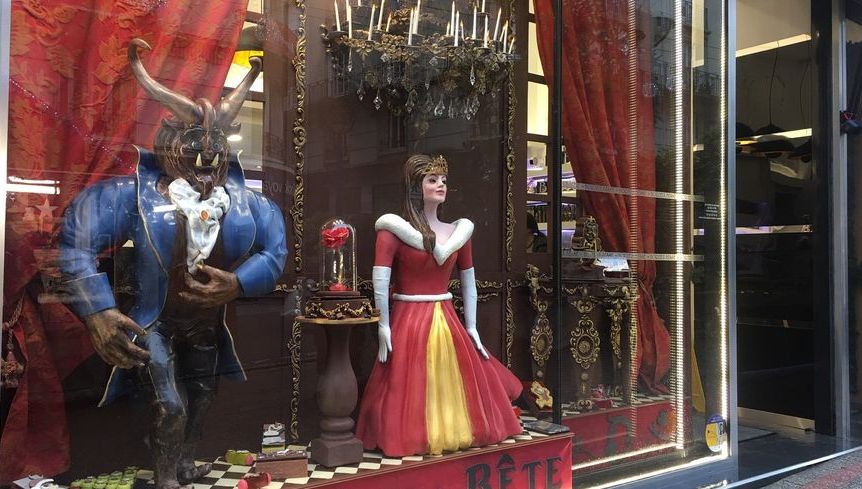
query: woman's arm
[
  {"left": 457, "top": 240, "right": 489, "bottom": 359},
  {"left": 373, "top": 230, "right": 399, "bottom": 362}
]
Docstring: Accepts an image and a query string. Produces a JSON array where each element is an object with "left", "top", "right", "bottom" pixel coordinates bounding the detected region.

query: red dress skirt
[{"left": 355, "top": 229, "right": 522, "bottom": 457}]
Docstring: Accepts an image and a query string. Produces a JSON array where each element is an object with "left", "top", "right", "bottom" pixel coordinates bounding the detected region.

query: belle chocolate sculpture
[
  {"left": 355, "top": 154, "right": 522, "bottom": 456},
  {"left": 59, "top": 39, "right": 287, "bottom": 489}
]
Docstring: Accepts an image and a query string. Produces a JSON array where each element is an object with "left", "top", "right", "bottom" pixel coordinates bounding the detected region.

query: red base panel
[{"left": 562, "top": 397, "right": 678, "bottom": 470}]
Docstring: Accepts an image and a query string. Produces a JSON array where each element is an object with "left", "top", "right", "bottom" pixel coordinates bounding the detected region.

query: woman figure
[{"left": 356, "top": 154, "right": 522, "bottom": 457}]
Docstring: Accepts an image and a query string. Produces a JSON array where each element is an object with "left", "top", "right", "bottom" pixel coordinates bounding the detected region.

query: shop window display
[{"left": 0, "top": 0, "right": 730, "bottom": 488}]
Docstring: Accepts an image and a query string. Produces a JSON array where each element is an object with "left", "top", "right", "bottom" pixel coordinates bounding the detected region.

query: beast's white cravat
[{"left": 168, "top": 178, "right": 231, "bottom": 273}]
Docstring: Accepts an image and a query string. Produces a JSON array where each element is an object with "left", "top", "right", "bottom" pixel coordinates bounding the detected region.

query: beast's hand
[
  {"left": 84, "top": 308, "right": 150, "bottom": 368},
  {"left": 180, "top": 264, "right": 241, "bottom": 308}
]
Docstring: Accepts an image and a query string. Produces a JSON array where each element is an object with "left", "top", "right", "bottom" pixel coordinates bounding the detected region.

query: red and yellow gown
[{"left": 355, "top": 214, "right": 522, "bottom": 457}]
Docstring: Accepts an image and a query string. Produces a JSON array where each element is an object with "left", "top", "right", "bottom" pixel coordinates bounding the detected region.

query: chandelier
[{"left": 321, "top": 0, "right": 515, "bottom": 125}]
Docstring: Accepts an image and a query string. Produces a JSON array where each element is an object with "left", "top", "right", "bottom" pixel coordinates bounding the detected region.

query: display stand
[
  {"left": 563, "top": 393, "right": 676, "bottom": 468},
  {"left": 296, "top": 316, "right": 378, "bottom": 467},
  {"left": 142, "top": 423, "right": 572, "bottom": 489}
]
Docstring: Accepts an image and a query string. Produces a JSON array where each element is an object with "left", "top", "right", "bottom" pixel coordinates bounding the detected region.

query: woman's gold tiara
[{"left": 423, "top": 155, "right": 449, "bottom": 175}]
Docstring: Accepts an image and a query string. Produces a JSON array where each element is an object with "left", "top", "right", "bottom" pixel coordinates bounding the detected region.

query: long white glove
[
  {"left": 373, "top": 266, "right": 393, "bottom": 362},
  {"left": 460, "top": 267, "right": 489, "bottom": 359}
]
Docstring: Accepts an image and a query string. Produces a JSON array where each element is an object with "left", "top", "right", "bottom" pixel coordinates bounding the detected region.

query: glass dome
[{"left": 319, "top": 217, "right": 357, "bottom": 292}]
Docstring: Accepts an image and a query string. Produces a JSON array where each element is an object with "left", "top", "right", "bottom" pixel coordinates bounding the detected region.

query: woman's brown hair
[{"left": 402, "top": 154, "right": 447, "bottom": 254}]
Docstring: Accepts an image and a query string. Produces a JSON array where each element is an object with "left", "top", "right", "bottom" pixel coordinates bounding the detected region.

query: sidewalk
[{"left": 763, "top": 448, "right": 862, "bottom": 488}]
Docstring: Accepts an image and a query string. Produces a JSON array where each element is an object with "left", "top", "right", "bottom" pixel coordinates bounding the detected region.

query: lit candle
[
  {"left": 493, "top": 8, "right": 501, "bottom": 42},
  {"left": 415, "top": 0, "right": 421, "bottom": 33},
  {"left": 446, "top": 21, "right": 451, "bottom": 36},
  {"left": 482, "top": 0, "right": 486, "bottom": 12},
  {"left": 501, "top": 19, "right": 508, "bottom": 44},
  {"left": 460, "top": 19, "right": 465, "bottom": 44},
  {"left": 334, "top": 0, "right": 341, "bottom": 30},
  {"left": 378, "top": 0, "right": 385, "bottom": 30},
  {"left": 347, "top": 3, "right": 353, "bottom": 37},
  {"left": 472, "top": 6, "right": 477, "bottom": 39},
  {"left": 408, "top": 8, "right": 414, "bottom": 44},
  {"left": 386, "top": 12, "right": 392, "bottom": 32},
  {"left": 508, "top": 36, "right": 515, "bottom": 54},
  {"left": 483, "top": 13, "right": 488, "bottom": 47},
  {"left": 450, "top": 1, "right": 455, "bottom": 37},
  {"left": 368, "top": 4, "right": 376, "bottom": 40},
  {"left": 454, "top": 10, "right": 460, "bottom": 46}
]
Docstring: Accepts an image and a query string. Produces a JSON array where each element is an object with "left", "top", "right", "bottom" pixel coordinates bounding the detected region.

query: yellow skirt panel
[{"left": 425, "top": 302, "right": 473, "bottom": 454}]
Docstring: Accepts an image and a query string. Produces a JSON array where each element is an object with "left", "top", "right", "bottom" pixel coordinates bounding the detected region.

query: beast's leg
[
  {"left": 138, "top": 321, "right": 188, "bottom": 489},
  {"left": 177, "top": 321, "right": 220, "bottom": 483}
]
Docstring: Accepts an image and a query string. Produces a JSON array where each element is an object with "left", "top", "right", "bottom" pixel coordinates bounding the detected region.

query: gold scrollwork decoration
[
  {"left": 604, "top": 285, "right": 633, "bottom": 361},
  {"left": 274, "top": 283, "right": 299, "bottom": 293},
  {"left": 291, "top": 0, "right": 308, "bottom": 274},
  {"left": 525, "top": 266, "right": 553, "bottom": 372},
  {"left": 505, "top": 278, "right": 514, "bottom": 368},
  {"left": 604, "top": 287, "right": 632, "bottom": 362},
  {"left": 530, "top": 300, "right": 552, "bottom": 368},
  {"left": 505, "top": 0, "right": 516, "bottom": 272},
  {"left": 304, "top": 300, "right": 375, "bottom": 320},
  {"left": 564, "top": 284, "right": 600, "bottom": 369},
  {"left": 564, "top": 285, "right": 595, "bottom": 314},
  {"left": 357, "top": 279, "right": 373, "bottom": 294},
  {"left": 452, "top": 291, "right": 501, "bottom": 316},
  {"left": 288, "top": 319, "right": 302, "bottom": 441},
  {"left": 447, "top": 279, "right": 505, "bottom": 290},
  {"left": 570, "top": 318, "right": 600, "bottom": 370}
]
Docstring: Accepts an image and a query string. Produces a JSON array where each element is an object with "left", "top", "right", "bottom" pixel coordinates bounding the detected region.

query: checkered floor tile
[
  {"left": 136, "top": 418, "right": 549, "bottom": 488},
  {"left": 561, "top": 392, "right": 674, "bottom": 417}
]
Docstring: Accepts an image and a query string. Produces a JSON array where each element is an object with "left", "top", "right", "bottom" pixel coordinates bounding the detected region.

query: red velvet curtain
[
  {"left": 1, "top": 0, "right": 249, "bottom": 482},
  {"left": 533, "top": 0, "right": 671, "bottom": 394}
]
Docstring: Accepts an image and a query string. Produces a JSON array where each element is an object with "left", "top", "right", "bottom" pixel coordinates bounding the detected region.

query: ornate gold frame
[
  {"left": 291, "top": 0, "right": 308, "bottom": 274},
  {"left": 288, "top": 318, "right": 303, "bottom": 440},
  {"left": 502, "top": 0, "right": 517, "bottom": 367},
  {"left": 286, "top": 0, "right": 308, "bottom": 440},
  {"left": 286, "top": 0, "right": 518, "bottom": 439}
]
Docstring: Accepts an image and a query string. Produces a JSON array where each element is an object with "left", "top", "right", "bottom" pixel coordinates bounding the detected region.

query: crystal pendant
[
  {"left": 381, "top": 52, "right": 390, "bottom": 62},
  {"left": 405, "top": 89, "right": 417, "bottom": 113},
  {"left": 469, "top": 95, "right": 480, "bottom": 118},
  {"left": 357, "top": 84, "right": 365, "bottom": 101},
  {"left": 470, "top": 64, "right": 476, "bottom": 86},
  {"left": 423, "top": 93, "right": 434, "bottom": 112},
  {"left": 448, "top": 99, "right": 457, "bottom": 119},
  {"left": 429, "top": 56, "right": 439, "bottom": 67},
  {"left": 434, "top": 98, "right": 446, "bottom": 117},
  {"left": 374, "top": 90, "right": 383, "bottom": 110},
  {"left": 387, "top": 65, "right": 393, "bottom": 84}
]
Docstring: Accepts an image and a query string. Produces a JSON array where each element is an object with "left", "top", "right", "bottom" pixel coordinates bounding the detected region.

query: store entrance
[{"left": 735, "top": 0, "right": 818, "bottom": 430}]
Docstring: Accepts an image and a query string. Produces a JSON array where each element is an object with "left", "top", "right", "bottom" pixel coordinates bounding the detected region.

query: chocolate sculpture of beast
[{"left": 59, "top": 39, "right": 287, "bottom": 489}]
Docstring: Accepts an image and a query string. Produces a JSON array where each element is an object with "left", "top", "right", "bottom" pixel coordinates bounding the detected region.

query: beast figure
[{"left": 59, "top": 39, "right": 287, "bottom": 489}]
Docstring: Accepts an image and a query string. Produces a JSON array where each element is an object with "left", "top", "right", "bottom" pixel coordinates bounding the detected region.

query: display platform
[
  {"left": 561, "top": 392, "right": 676, "bottom": 467},
  {"left": 136, "top": 419, "right": 572, "bottom": 489}
]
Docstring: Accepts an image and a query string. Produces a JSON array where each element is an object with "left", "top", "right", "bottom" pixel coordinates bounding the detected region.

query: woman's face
[{"left": 422, "top": 173, "right": 447, "bottom": 205}]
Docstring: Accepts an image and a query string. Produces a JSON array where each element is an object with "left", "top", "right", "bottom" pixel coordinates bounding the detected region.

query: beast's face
[
  {"left": 155, "top": 119, "right": 234, "bottom": 199},
  {"left": 127, "top": 37, "right": 261, "bottom": 199}
]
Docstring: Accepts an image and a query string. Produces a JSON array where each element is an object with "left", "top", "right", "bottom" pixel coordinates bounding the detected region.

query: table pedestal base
[{"left": 310, "top": 437, "right": 364, "bottom": 467}]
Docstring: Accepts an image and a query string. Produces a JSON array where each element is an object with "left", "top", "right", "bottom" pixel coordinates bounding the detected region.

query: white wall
[{"left": 737, "top": 0, "right": 809, "bottom": 51}]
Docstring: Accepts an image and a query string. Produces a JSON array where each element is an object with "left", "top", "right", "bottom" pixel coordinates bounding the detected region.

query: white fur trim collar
[{"left": 375, "top": 213, "right": 474, "bottom": 265}]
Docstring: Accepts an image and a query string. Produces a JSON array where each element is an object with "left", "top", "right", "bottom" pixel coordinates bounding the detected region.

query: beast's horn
[
  {"left": 128, "top": 38, "right": 201, "bottom": 124},
  {"left": 217, "top": 57, "right": 262, "bottom": 126}
]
